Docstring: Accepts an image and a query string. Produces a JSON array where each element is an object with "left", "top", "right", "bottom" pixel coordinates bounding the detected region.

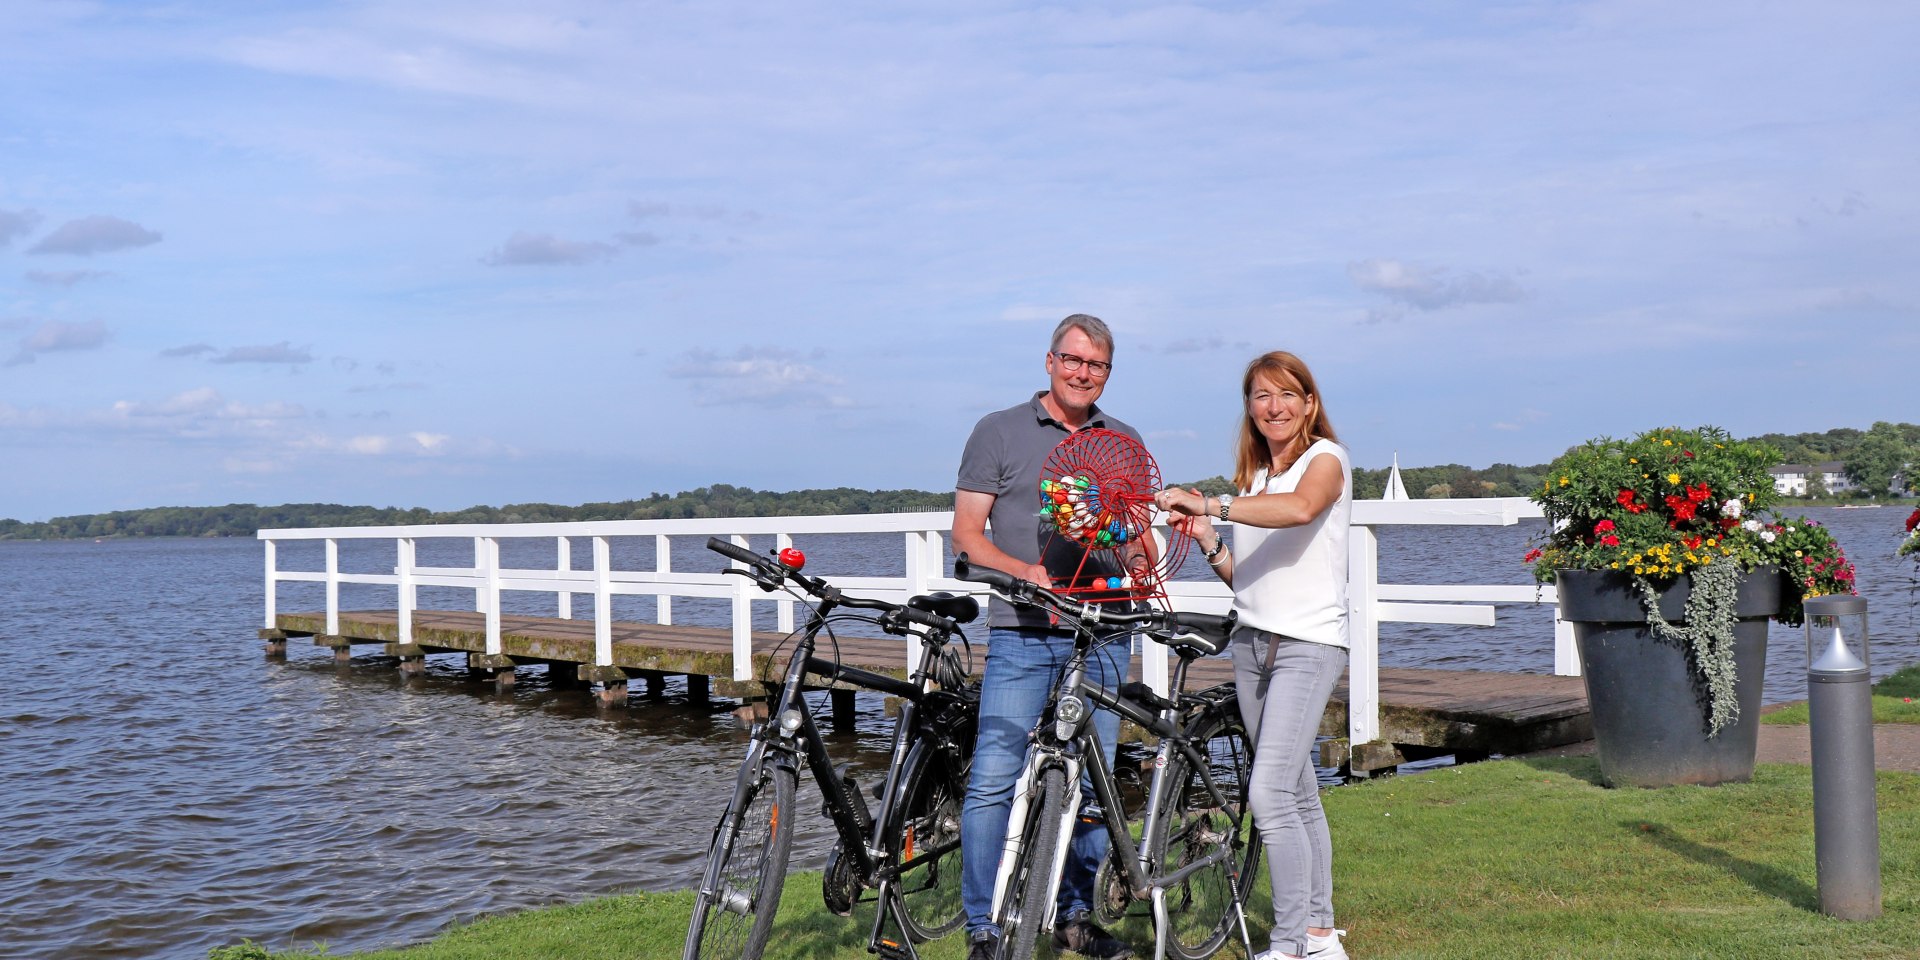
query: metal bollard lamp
[{"left": 1804, "top": 594, "right": 1881, "bottom": 920}]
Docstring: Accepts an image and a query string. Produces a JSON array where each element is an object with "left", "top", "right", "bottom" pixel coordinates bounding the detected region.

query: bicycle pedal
[{"left": 871, "top": 938, "right": 913, "bottom": 960}]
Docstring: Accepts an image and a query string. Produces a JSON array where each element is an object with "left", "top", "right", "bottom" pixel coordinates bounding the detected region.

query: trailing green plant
[{"left": 1527, "top": 426, "right": 1858, "bottom": 735}]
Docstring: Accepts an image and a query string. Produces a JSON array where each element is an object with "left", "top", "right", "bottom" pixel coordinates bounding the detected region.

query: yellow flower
[
  {"left": 1559, "top": 476, "right": 1570, "bottom": 486},
  {"left": 1629, "top": 458, "right": 1639, "bottom": 464},
  {"left": 1662, "top": 439, "right": 1673, "bottom": 446},
  {"left": 1667, "top": 472, "right": 1681, "bottom": 485},
  {"left": 1610, "top": 562, "right": 1620, "bottom": 569}
]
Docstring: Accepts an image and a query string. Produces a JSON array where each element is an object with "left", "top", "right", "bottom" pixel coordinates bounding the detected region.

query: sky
[{"left": 2, "top": 1, "right": 1916, "bottom": 522}]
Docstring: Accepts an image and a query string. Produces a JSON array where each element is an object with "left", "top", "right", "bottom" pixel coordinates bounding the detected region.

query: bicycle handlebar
[
  {"left": 706, "top": 537, "right": 966, "bottom": 636},
  {"left": 952, "top": 552, "right": 1235, "bottom": 654}
]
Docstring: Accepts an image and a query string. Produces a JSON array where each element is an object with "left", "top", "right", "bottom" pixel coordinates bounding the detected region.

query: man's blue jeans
[{"left": 960, "top": 625, "right": 1127, "bottom": 936}]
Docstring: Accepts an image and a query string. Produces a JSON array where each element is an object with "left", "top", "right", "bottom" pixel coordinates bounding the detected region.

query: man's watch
[{"left": 1215, "top": 494, "right": 1233, "bottom": 522}]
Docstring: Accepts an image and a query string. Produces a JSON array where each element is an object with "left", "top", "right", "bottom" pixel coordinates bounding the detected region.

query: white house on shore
[{"left": 1769, "top": 461, "right": 1854, "bottom": 497}]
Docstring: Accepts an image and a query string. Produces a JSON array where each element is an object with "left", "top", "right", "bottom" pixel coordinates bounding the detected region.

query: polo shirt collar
[{"left": 1029, "top": 390, "right": 1108, "bottom": 430}]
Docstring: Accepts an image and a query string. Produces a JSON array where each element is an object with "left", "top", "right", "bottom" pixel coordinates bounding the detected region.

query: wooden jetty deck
[{"left": 266, "top": 608, "right": 1590, "bottom": 774}]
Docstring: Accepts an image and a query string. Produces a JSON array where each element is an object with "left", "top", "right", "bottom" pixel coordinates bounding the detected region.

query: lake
[{"left": 1, "top": 506, "right": 1912, "bottom": 958}]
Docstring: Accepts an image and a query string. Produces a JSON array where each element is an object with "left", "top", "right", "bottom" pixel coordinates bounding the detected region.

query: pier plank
[{"left": 275, "top": 608, "right": 1591, "bottom": 764}]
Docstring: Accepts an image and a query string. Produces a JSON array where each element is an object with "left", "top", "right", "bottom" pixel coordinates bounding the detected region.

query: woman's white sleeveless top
[{"left": 1229, "top": 438, "right": 1352, "bottom": 649}]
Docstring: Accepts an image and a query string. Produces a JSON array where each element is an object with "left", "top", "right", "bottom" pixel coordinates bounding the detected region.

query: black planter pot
[{"left": 1556, "top": 567, "right": 1783, "bottom": 788}]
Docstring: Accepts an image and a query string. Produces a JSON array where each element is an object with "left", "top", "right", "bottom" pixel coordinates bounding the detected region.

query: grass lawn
[
  {"left": 215, "top": 756, "right": 1919, "bottom": 960},
  {"left": 1763, "top": 663, "right": 1920, "bottom": 725}
]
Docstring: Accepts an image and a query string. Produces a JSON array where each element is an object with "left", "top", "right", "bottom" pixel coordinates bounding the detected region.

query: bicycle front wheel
[
  {"left": 684, "top": 756, "right": 799, "bottom": 960},
  {"left": 1146, "top": 703, "right": 1261, "bottom": 960},
  {"left": 999, "top": 766, "right": 1068, "bottom": 960},
  {"left": 890, "top": 742, "right": 968, "bottom": 942}
]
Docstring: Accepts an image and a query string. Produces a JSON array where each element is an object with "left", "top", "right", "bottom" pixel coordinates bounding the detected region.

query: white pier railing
[{"left": 258, "top": 498, "right": 1563, "bottom": 753}]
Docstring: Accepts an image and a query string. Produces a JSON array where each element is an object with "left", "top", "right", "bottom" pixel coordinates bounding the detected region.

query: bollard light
[{"left": 1803, "top": 594, "right": 1881, "bottom": 920}]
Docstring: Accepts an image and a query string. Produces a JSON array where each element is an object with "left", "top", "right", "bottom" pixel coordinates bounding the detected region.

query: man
[{"left": 953, "top": 315, "right": 1140, "bottom": 960}]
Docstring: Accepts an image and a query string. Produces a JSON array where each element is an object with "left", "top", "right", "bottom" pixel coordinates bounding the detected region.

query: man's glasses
[{"left": 1054, "top": 352, "right": 1112, "bottom": 377}]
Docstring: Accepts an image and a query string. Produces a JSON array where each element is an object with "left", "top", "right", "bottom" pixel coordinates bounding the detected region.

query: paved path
[{"left": 1524, "top": 724, "right": 1920, "bottom": 773}]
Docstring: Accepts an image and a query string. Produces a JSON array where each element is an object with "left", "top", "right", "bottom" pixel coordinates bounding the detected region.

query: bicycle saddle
[{"left": 909, "top": 592, "right": 980, "bottom": 624}]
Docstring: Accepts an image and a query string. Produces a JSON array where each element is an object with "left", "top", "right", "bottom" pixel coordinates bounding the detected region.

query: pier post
[
  {"left": 387, "top": 643, "right": 428, "bottom": 676},
  {"left": 637, "top": 669, "right": 668, "bottom": 699},
  {"left": 260, "top": 628, "right": 288, "bottom": 658},
  {"left": 317, "top": 635, "right": 353, "bottom": 663},
  {"left": 734, "top": 698, "right": 770, "bottom": 729},
  {"left": 830, "top": 688, "right": 857, "bottom": 731},
  {"left": 687, "top": 673, "right": 711, "bottom": 706},
  {"left": 467, "top": 653, "right": 517, "bottom": 689},
  {"left": 580, "top": 666, "right": 630, "bottom": 707}
]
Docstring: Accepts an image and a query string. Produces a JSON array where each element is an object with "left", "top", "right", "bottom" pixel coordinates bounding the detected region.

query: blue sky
[{"left": 3, "top": 1, "right": 1916, "bottom": 521}]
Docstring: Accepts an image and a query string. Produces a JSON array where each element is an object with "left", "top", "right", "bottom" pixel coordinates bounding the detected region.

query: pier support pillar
[
  {"left": 387, "top": 643, "right": 428, "bottom": 676},
  {"left": 830, "top": 688, "right": 857, "bottom": 732},
  {"left": 687, "top": 674, "right": 711, "bottom": 706},
  {"left": 317, "top": 635, "right": 354, "bottom": 664},
  {"left": 467, "top": 653, "right": 517, "bottom": 689},
  {"left": 637, "top": 670, "right": 668, "bottom": 699},
  {"left": 580, "top": 666, "right": 631, "bottom": 708},
  {"left": 733, "top": 698, "right": 770, "bottom": 730},
  {"left": 549, "top": 662, "right": 585, "bottom": 689}
]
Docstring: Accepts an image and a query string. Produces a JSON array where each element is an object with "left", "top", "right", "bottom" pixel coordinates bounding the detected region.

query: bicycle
[
  {"left": 954, "top": 553, "right": 1261, "bottom": 960},
  {"left": 683, "top": 537, "right": 981, "bottom": 960}
]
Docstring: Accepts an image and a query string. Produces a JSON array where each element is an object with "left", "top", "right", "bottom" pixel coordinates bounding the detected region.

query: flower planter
[{"left": 1557, "top": 567, "right": 1783, "bottom": 788}]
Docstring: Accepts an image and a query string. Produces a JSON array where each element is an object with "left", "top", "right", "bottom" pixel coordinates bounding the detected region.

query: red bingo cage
[{"left": 1036, "top": 428, "right": 1194, "bottom": 603}]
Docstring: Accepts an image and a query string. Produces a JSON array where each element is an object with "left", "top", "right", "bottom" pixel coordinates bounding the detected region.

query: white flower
[
  {"left": 1761, "top": 530, "right": 1777, "bottom": 543},
  {"left": 1741, "top": 519, "right": 1763, "bottom": 533},
  {"left": 1720, "top": 498, "right": 1743, "bottom": 519}
]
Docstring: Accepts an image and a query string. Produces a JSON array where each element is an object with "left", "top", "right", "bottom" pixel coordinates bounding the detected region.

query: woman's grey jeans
[{"left": 1231, "top": 625, "right": 1347, "bottom": 959}]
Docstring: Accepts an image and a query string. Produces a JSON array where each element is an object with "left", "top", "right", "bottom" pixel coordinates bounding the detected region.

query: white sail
[{"left": 1382, "top": 453, "right": 1410, "bottom": 501}]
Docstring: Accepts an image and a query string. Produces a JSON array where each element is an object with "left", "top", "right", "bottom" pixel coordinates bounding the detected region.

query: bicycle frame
[{"left": 987, "top": 635, "right": 1254, "bottom": 960}]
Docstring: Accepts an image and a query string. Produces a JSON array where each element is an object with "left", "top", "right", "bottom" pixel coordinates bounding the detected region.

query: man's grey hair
[{"left": 1050, "top": 314, "right": 1114, "bottom": 356}]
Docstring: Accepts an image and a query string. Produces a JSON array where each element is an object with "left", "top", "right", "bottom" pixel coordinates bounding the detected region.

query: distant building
[{"left": 1770, "top": 462, "right": 1853, "bottom": 497}]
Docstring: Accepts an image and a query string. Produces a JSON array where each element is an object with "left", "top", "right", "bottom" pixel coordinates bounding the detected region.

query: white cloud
[
  {"left": 161, "top": 343, "right": 217, "bottom": 358},
  {"left": 483, "top": 231, "right": 617, "bottom": 266},
  {"left": 0, "top": 209, "right": 42, "bottom": 247},
  {"left": 7, "top": 318, "right": 111, "bottom": 366},
  {"left": 25, "top": 269, "right": 112, "bottom": 286},
  {"left": 1348, "top": 260, "right": 1528, "bottom": 313},
  {"left": 211, "top": 342, "right": 314, "bottom": 365},
  {"left": 27, "top": 216, "right": 163, "bottom": 256},
  {"left": 668, "top": 346, "right": 853, "bottom": 408}
]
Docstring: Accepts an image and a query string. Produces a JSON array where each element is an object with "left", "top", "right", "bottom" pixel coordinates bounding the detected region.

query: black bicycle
[
  {"left": 954, "top": 553, "right": 1260, "bottom": 960},
  {"left": 684, "top": 537, "right": 979, "bottom": 960}
]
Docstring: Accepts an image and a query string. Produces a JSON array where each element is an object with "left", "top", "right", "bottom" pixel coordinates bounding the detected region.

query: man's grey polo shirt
[{"left": 955, "top": 391, "right": 1144, "bottom": 630}]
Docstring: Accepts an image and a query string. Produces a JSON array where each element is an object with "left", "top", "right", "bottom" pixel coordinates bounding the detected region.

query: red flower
[
  {"left": 1687, "top": 483, "right": 1712, "bottom": 503},
  {"left": 1907, "top": 508, "right": 1920, "bottom": 533},
  {"left": 1617, "top": 489, "right": 1637, "bottom": 506},
  {"left": 1524, "top": 548, "right": 1543, "bottom": 563},
  {"left": 1601, "top": 534, "right": 1620, "bottom": 547},
  {"left": 1665, "top": 495, "right": 1697, "bottom": 522},
  {"left": 1595, "top": 519, "right": 1616, "bottom": 533},
  {"left": 1625, "top": 502, "right": 1647, "bottom": 514},
  {"left": 1718, "top": 517, "right": 1738, "bottom": 530},
  {"left": 1683, "top": 535, "right": 1702, "bottom": 550}
]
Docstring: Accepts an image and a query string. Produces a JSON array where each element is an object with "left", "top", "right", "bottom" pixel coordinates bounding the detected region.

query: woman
[{"left": 1154, "top": 350, "right": 1351, "bottom": 960}]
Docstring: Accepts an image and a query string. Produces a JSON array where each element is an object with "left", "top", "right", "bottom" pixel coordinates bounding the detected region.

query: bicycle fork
[{"left": 988, "top": 745, "right": 1084, "bottom": 940}]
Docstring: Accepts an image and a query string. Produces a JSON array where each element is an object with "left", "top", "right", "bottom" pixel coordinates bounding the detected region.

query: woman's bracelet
[{"left": 1203, "top": 538, "right": 1229, "bottom": 565}]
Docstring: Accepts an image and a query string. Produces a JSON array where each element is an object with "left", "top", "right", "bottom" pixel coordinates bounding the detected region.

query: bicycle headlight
[
  {"left": 1056, "top": 694, "right": 1089, "bottom": 726},
  {"left": 777, "top": 708, "right": 804, "bottom": 737}
]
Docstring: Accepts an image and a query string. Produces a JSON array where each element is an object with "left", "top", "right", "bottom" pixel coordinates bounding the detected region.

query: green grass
[
  {"left": 1763, "top": 664, "right": 1920, "bottom": 725},
  {"left": 214, "top": 757, "right": 1920, "bottom": 960}
]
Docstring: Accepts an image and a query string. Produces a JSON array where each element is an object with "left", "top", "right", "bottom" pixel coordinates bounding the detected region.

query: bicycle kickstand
[{"left": 867, "top": 878, "right": 921, "bottom": 960}]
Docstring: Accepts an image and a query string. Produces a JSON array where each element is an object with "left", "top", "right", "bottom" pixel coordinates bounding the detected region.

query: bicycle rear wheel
[
  {"left": 1146, "top": 703, "right": 1261, "bottom": 960},
  {"left": 890, "top": 742, "right": 968, "bottom": 942},
  {"left": 999, "top": 766, "right": 1068, "bottom": 960},
  {"left": 684, "top": 756, "right": 799, "bottom": 960}
]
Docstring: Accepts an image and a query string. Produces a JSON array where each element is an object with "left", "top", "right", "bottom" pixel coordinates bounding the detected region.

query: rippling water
[{"left": 2, "top": 507, "right": 1913, "bottom": 958}]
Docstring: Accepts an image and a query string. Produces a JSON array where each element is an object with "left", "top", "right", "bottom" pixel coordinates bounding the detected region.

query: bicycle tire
[
  {"left": 1145, "top": 704, "right": 1262, "bottom": 960},
  {"left": 1000, "top": 766, "right": 1068, "bottom": 960},
  {"left": 683, "top": 757, "right": 799, "bottom": 960},
  {"left": 890, "top": 742, "right": 969, "bottom": 942}
]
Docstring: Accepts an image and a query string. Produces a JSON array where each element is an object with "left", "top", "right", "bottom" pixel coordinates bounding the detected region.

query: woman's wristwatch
[
  {"left": 1203, "top": 537, "right": 1229, "bottom": 565},
  {"left": 1215, "top": 494, "right": 1233, "bottom": 523}
]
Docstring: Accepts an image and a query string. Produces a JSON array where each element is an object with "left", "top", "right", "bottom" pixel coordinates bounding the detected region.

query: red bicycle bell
[{"left": 778, "top": 547, "right": 806, "bottom": 570}]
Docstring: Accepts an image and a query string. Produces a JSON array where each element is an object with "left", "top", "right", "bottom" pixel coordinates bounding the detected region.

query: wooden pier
[{"left": 264, "top": 607, "right": 1590, "bottom": 775}]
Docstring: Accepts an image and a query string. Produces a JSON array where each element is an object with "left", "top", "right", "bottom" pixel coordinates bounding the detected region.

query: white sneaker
[{"left": 1307, "top": 929, "right": 1349, "bottom": 959}]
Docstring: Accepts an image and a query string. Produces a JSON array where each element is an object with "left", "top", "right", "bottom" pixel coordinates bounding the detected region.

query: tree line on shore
[{"left": 5, "top": 423, "right": 1913, "bottom": 540}]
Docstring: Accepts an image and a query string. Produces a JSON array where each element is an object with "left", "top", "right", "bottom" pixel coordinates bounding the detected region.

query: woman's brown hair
[{"left": 1232, "top": 351, "right": 1338, "bottom": 492}]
